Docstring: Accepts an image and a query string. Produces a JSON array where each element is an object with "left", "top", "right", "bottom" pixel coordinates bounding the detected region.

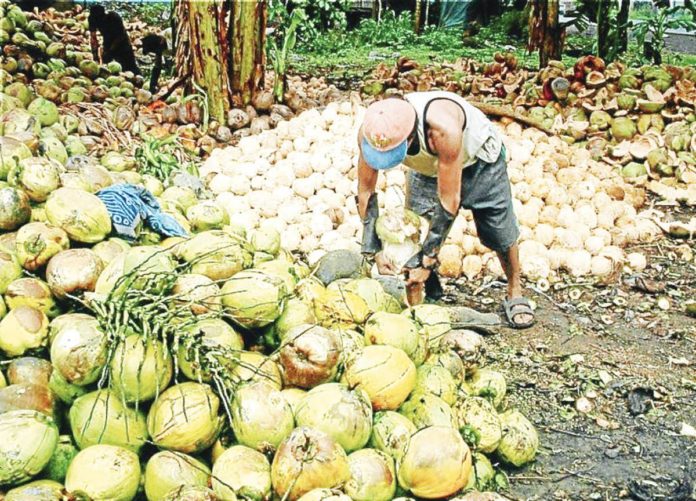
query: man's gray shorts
[{"left": 405, "top": 148, "right": 519, "bottom": 253}]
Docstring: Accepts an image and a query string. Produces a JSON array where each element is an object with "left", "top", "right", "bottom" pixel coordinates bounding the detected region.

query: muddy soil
[{"left": 446, "top": 236, "right": 696, "bottom": 501}]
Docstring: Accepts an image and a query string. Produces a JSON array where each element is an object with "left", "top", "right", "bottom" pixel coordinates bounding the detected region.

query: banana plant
[{"left": 269, "top": 9, "right": 302, "bottom": 103}]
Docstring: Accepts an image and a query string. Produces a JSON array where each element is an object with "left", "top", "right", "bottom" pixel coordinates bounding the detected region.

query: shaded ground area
[{"left": 446, "top": 233, "right": 696, "bottom": 500}]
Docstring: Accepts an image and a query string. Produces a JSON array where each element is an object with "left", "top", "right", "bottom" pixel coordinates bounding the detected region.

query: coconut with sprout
[{"left": 454, "top": 397, "right": 502, "bottom": 453}]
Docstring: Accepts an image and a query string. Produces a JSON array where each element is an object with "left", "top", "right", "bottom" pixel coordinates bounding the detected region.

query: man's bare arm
[
  {"left": 426, "top": 100, "right": 465, "bottom": 214},
  {"left": 357, "top": 128, "right": 378, "bottom": 219}
]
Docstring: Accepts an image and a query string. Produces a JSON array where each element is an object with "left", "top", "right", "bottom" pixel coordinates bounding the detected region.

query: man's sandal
[{"left": 502, "top": 297, "right": 535, "bottom": 329}]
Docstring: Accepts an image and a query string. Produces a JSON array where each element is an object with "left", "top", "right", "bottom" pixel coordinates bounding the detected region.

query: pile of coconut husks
[{"left": 363, "top": 55, "right": 696, "bottom": 206}]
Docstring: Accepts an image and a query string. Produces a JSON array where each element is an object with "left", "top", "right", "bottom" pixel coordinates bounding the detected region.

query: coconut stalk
[
  {"left": 527, "top": 0, "right": 563, "bottom": 69},
  {"left": 175, "top": 0, "right": 233, "bottom": 123},
  {"left": 231, "top": 0, "right": 267, "bottom": 107}
]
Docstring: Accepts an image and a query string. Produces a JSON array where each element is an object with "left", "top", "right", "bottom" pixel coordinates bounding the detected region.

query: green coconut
[
  {"left": 178, "top": 318, "right": 243, "bottom": 381},
  {"left": 50, "top": 313, "right": 107, "bottom": 385},
  {"left": 27, "top": 97, "right": 58, "bottom": 127},
  {"left": 2, "top": 108, "right": 41, "bottom": 136},
  {"left": 110, "top": 335, "right": 173, "bottom": 403},
  {"left": 296, "top": 383, "right": 373, "bottom": 453},
  {"left": 5, "top": 278, "right": 59, "bottom": 317},
  {"left": 397, "top": 426, "right": 471, "bottom": 499},
  {"left": 364, "top": 311, "right": 420, "bottom": 361},
  {"left": 0, "top": 249, "right": 22, "bottom": 294},
  {"left": 0, "top": 136, "right": 32, "bottom": 180},
  {"left": 221, "top": 269, "right": 287, "bottom": 329},
  {"left": 65, "top": 444, "right": 141, "bottom": 501},
  {"left": 454, "top": 396, "right": 502, "bottom": 453},
  {"left": 342, "top": 345, "right": 416, "bottom": 411},
  {"left": 186, "top": 201, "right": 229, "bottom": 232},
  {"left": 144, "top": 451, "right": 211, "bottom": 501},
  {"left": 69, "top": 389, "right": 148, "bottom": 452},
  {"left": 271, "top": 427, "right": 350, "bottom": 501},
  {"left": 464, "top": 452, "right": 496, "bottom": 491},
  {"left": 9, "top": 157, "right": 61, "bottom": 202},
  {"left": 414, "top": 364, "right": 458, "bottom": 405},
  {"left": 399, "top": 392, "right": 456, "bottom": 429},
  {"left": 42, "top": 434, "right": 78, "bottom": 483},
  {"left": 0, "top": 410, "right": 59, "bottom": 486},
  {"left": 468, "top": 368, "right": 507, "bottom": 409},
  {"left": 15, "top": 222, "right": 69, "bottom": 271},
  {"left": 497, "top": 409, "right": 539, "bottom": 466},
  {"left": 0, "top": 187, "right": 31, "bottom": 230},
  {"left": 314, "top": 288, "right": 370, "bottom": 329},
  {"left": 231, "top": 381, "right": 294, "bottom": 453},
  {"left": 274, "top": 298, "right": 317, "bottom": 339},
  {"left": 344, "top": 449, "right": 396, "bottom": 501},
  {"left": 212, "top": 445, "right": 272, "bottom": 501},
  {"left": 46, "top": 188, "right": 111, "bottom": 243},
  {"left": 0, "top": 306, "right": 48, "bottom": 357},
  {"left": 100, "top": 150, "right": 135, "bottom": 172},
  {"left": 5, "top": 480, "right": 64, "bottom": 500},
  {"left": 147, "top": 382, "right": 222, "bottom": 454},
  {"left": 4, "top": 82, "right": 32, "bottom": 107},
  {"left": 369, "top": 410, "right": 418, "bottom": 461},
  {"left": 178, "top": 230, "right": 253, "bottom": 281},
  {"left": 611, "top": 116, "right": 637, "bottom": 141}
]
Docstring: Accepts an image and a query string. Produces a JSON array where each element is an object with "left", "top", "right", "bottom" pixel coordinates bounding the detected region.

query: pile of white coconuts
[{"left": 201, "top": 99, "right": 665, "bottom": 283}]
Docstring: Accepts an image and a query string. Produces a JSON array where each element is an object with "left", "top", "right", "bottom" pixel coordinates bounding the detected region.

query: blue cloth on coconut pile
[{"left": 96, "top": 183, "right": 188, "bottom": 241}]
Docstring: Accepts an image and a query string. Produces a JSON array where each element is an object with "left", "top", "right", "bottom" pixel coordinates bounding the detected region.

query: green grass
[
  {"left": 290, "top": 13, "right": 696, "bottom": 82},
  {"left": 291, "top": 20, "right": 546, "bottom": 80}
]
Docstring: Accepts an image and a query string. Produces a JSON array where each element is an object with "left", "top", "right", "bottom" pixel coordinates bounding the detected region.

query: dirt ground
[{"left": 446, "top": 235, "right": 696, "bottom": 501}]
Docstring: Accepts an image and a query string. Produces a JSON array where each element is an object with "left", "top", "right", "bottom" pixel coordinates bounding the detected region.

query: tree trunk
[
  {"left": 175, "top": 0, "right": 233, "bottom": 123},
  {"left": 414, "top": 0, "right": 422, "bottom": 34},
  {"left": 528, "top": 0, "right": 563, "bottom": 68},
  {"left": 616, "top": 0, "right": 630, "bottom": 53},
  {"left": 231, "top": 0, "right": 267, "bottom": 107},
  {"left": 424, "top": 0, "right": 430, "bottom": 27},
  {"left": 596, "top": 0, "right": 610, "bottom": 59}
]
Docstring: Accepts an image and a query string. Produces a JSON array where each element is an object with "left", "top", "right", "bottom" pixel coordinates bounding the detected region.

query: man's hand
[
  {"left": 374, "top": 252, "right": 398, "bottom": 275},
  {"left": 405, "top": 267, "right": 431, "bottom": 286}
]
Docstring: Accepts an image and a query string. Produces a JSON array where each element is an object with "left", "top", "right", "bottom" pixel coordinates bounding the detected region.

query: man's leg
[{"left": 496, "top": 243, "right": 533, "bottom": 325}]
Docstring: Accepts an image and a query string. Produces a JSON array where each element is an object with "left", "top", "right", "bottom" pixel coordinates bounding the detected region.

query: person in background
[
  {"left": 141, "top": 32, "right": 169, "bottom": 93},
  {"left": 88, "top": 4, "right": 140, "bottom": 74},
  {"left": 357, "top": 92, "right": 535, "bottom": 329}
]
